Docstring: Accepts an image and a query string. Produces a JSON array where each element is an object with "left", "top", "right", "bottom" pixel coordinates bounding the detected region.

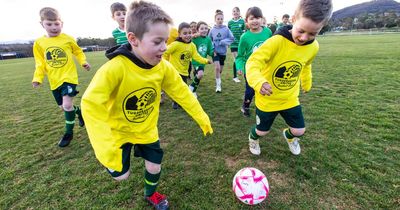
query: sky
[{"left": 0, "top": 0, "right": 372, "bottom": 43}]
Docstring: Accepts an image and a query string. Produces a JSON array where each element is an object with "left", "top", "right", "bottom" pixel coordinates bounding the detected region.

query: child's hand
[
  {"left": 82, "top": 63, "right": 91, "bottom": 71},
  {"left": 32, "top": 82, "right": 41, "bottom": 88},
  {"left": 260, "top": 82, "right": 272, "bottom": 96},
  {"left": 237, "top": 70, "right": 243, "bottom": 75},
  {"left": 207, "top": 60, "right": 212, "bottom": 64}
]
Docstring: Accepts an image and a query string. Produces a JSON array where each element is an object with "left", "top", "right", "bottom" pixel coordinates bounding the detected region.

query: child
[
  {"left": 189, "top": 21, "right": 214, "bottom": 98},
  {"left": 245, "top": 0, "right": 332, "bottom": 156},
  {"left": 111, "top": 2, "right": 128, "bottom": 45},
  {"left": 188, "top": 21, "right": 198, "bottom": 78},
  {"left": 81, "top": 1, "right": 213, "bottom": 209},
  {"left": 228, "top": 7, "right": 246, "bottom": 83},
  {"left": 276, "top": 14, "right": 291, "bottom": 30},
  {"left": 235, "top": 7, "right": 272, "bottom": 117},
  {"left": 209, "top": 9, "right": 234, "bottom": 93},
  {"left": 163, "top": 22, "right": 211, "bottom": 108},
  {"left": 32, "top": 7, "right": 91, "bottom": 147}
]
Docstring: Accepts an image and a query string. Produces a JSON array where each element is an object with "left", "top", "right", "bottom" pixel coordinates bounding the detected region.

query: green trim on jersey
[
  {"left": 112, "top": 28, "right": 128, "bottom": 45},
  {"left": 228, "top": 18, "right": 246, "bottom": 49}
]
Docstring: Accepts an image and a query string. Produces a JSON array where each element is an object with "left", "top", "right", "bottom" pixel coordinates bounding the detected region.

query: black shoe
[
  {"left": 241, "top": 106, "right": 250, "bottom": 117},
  {"left": 77, "top": 113, "right": 85, "bottom": 127},
  {"left": 58, "top": 133, "right": 73, "bottom": 147},
  {"left": 172, "top": 102, "right": 179, "bottom": 110}
]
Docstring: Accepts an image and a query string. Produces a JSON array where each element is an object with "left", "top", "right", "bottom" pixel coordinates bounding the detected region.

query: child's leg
[
  {"left": 144, "top": 160, "right": 162, "bottom": 196},
  {"left": 190, "top": 66, "right": 204, "bottom": 92},
  {"left": 106, "top": 143, "right": 133, "bottom": 181},
  {"left": 62, "top": 95, "right": 75, "bottom": 135},
  {"left": 242, "top": 75, "right": 255, "bottom": 116},
  {"left": 281, "top": 105, "right": 305, "bottom": 155},
  {"left": 231, "top": 50, "right": 238, "bottom": 79},
  {"left": 248, "top": 108, "right": 278, "bottom": 155}
]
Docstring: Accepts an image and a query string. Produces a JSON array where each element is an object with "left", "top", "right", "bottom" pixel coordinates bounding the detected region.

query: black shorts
[
  {"left": 193, "top": 66, "right": 205, "bottom": 75},
  {"left": 212, "top": 53, "right": 226, "bottom": 66},
  {"left": 51, "top": 82, "right": 79, "bottom": 106},
  {"left": 255, "top": 105, "right": 305, "bottom": 131},
  {"left": 106, "top": 141, "right": 164, "bottom": 177},
  {"left": 230, "top": 47, "right": 238, "bottom": 53}
]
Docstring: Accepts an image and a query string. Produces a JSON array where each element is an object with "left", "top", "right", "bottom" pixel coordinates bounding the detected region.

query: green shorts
[
  {"left": 106, "top": 141, "right": 164, "bottom": 177},
  {"left": 51, "top": 82, "right": 79, "bottom": 106},
  {"left": 256, "top": 105, "right": 305, "bottom": 131}
]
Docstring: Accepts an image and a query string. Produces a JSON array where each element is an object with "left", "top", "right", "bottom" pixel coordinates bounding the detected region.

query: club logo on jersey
[
  {"left": 197, "top": 44, "right": 207, "bottom": 56},
  {"left": 45, "top": 47, "right": 68, "bottom": 68},
  {"left": 272, "top": 61, "right": 302, "bottom": 90},
  {"left": 179, "top": 50, "right": 191, "bottom": 66},
  {"left": 123, "top": 88, "right": 156, "bottom": 123}
]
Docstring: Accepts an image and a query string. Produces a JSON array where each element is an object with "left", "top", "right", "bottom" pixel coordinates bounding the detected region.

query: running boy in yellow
[
  {"left": 32, "top": 7, "right": 91, "bottom": 147},
  {"left": 81, "top": 2, "right": 213, "bottom": 209},
  {"left": 246, "top": 0, "right": 332, "bottom": 156}
]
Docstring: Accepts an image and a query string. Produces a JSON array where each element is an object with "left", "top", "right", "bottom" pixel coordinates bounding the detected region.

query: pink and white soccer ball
[{"left": 232, "top": 167, "right": 269, "bottom": 205}]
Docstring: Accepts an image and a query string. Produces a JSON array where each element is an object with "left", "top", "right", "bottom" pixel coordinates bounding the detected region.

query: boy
[
  {"left": 245, "top": 0, "right": 332, "bottom": 156},
  {"left": 111, "top": 2, "right": 128, "bottom": 45},
  {"left": 228, "top": 7, "right": 246, "bottom": 83},
  {"left": 235, "top": 7, "right": 272, "bottom": 117},
  {"left": 163, "top": 22, "right": 211, "bottom": 108},
  {"left": 81, "top": 1, "right": 213, "bottom": 209},
  {"left": 276, "top": 14, "right": 291, "bottom": 30},
  {"left": 32, "top": 7, "right": 91, "bottom": 147},
  {"left": 189, "top": 21, "right": 214, "bottom": 98}
]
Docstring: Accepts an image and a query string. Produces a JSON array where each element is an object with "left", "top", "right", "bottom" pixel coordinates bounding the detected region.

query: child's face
[
  {"left": 179, "top": 27, "right": 192, "bottom": 43},
  {"left": 129, "top": 22, "right": 169, "bottom": 66},
  {"left": 190, "top": 23, "right": 197, "bottom": 33},
  {"left": 282, "top": 17, "right": 289, "bottom": 24},
  {"left": 113, "top": 10, "right": 126, "bottom": 28},
  {"left": 41, "top": 19, "right": 63, "bottom": 37},
  {"left": 215, "top": 14, "right": 224, "bottom": 25},
  {"left": 246, "top": 15, "right": 262, "bottom": 32},
  {"left": 232, "top": 8, "right": 240, "bottom": 19},
  {"left": 198, "top": 24, "right": 208, "bottom": 36},
  {"left": 291, "top": 16, "right": 324, "bottom": 46}
]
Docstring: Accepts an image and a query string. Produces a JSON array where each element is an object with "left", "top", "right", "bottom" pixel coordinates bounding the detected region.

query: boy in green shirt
[
  {"left": 228, "top": 7, "right": 246, "bottom": 83},
  {"left": 110, "top": 2, "right": 128, "bottom": 45}
]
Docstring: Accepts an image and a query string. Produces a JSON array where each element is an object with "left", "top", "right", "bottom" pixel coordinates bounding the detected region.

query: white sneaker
[
  {"left": 215, "top": 85, "right": 222, "bottom": 93},
  {"left": 189, "top": 85, "right": 194, "bottom": 92},
  {"left": 282, "top": 129, "right": 301, "bottom": 155},
  {"left": 233, "top": 77, "right": 241, "bottom": 83},
  {"left": 249, "top": 135, "right": 261, "bottom": 155},
  {"left": 192, "top": 92, "right": 198, "bottom": 98}
]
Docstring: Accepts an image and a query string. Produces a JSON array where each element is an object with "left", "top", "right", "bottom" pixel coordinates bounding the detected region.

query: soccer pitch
[{"left": 0, "top": 34, "right": 399, "bottom": 209}]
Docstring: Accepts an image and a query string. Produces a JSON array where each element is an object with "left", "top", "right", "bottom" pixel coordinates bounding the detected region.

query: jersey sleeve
[
  {"left": 207, "top": 38, "right": 214, "bottom": 57},
  {"left": 235, "top": 34, "right": 247, "bottom": 71},
  {"left": 163, "top": 41, "right": 176, "bottom": 61},
  {"left": 220, "top": 29, "right": 234, "bottom": 46},
  {"left": 69, "top": 35, "right": 87, "bottom": 65},
  {"left": 32, "top": 41, "right": 46, "bottom": 84}
]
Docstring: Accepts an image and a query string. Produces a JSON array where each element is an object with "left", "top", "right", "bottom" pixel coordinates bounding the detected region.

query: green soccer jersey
[
  {"left": 192, "top": 36, "right": 214, "bottom": 68},
  {"left": 228, "top": 18, "right": 246, "bottom": 49},
  {"left": 112, "top": 28, "right": 128, "bottom": 45},
  {"left": 235, "top": 27, "right": 272, "bottom": 74}
]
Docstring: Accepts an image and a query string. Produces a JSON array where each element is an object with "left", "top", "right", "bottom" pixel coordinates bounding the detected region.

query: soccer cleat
[
  {"left": 282, "top": 129, "right": 301, "bottom": 155},
  {"left": 215, "top": 85, "right": 222, "bottom": 93},
  {"left": 233, "top": 77, "right": 241, "bottom": 83},
  {"left": 248, "top": 135, "right": 261, "bottom": 155},
  {"left": 77, "top": 113, "right": 85, "bottom": 127},
  {"left": 172, "top": 102, "right": 179, "bottom": 110},
  {"left": 58, "top": 133, "right": 73, "bottom": 147},
  {"left": 145, "top": 192, "right": 169, "bottom": 210},
  {"left": 241, "top": 106, "right": 250, "bottom": 117},
  {"left": 192, "top": 92, "right": 198, "bottom": 99}
]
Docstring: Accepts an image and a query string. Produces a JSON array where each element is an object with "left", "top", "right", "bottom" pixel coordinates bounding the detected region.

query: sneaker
[
  {"left": 145, "top": 192, "right": 169, "bottom": 210},
  {"left": 241, "top": 106, "right": 250, "bottom": 117},
  {"left": 282, "top": 129, "right": 301, "bottom": 155},
  {"left": 233, "top": 77, "right": 241, "bottom": 83},
  {"left": 192, "top": 92, "right": 198, "bottom": 99},
  {"left": 58, "top": 133, "right": 73, "bottom": 147},
  {"left": 248, "top": 135, "right": 261, "bottom": 155},
  {"left": 172, "top": 102, "right": 179, "bottom": 110},
  {"left": 215, "top": 85, "right": 222, "bottom": 93},
  {"left": 77, "top": 113, "right": 85, "bottom": 127}
]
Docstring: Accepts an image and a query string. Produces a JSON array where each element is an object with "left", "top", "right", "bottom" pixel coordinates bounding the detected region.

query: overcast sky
[{"left": 0, "top": 0, "right": 374, "bottom": 42}]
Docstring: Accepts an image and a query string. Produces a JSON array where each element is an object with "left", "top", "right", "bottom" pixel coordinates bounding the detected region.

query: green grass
[{"left": 1, "top": 34, "right": 399, "bottom": 209}]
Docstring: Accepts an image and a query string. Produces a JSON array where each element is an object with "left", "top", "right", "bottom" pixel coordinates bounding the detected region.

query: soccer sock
[
  {"left": 249, "top": 125, "right": 260, "bottom": 140},
  {"left": 233, "top": 62, "right": 237, "bottom": 78},
  {"left": 243, "top": 100, "right": 251, "bottom": 108},
  {"left": 74, "top": 105, "right": 81, "bottom": 117},
  {"left": 190, "top": 77, "right": 201, "bottom": 92},
  {"left": 144, "top": 170, "right": 161, "bottom": 196},
  {"left": 64, "top": 110, "right": 75, "bottom": 134},
  {"left": 284, "top": 128, "right": 295, "bottom": 139}
]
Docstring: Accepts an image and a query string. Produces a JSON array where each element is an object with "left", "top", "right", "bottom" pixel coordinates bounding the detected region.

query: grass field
[{"left": 1, "top": 34, "right": 399, "bottom": 209}]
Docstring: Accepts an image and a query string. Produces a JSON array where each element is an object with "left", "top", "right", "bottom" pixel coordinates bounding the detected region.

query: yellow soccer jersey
[
  {"left": 81, "top": 45, "right": 212, "bottom": 171},
  {"left": 163, "top": 40, "right": 208, "bottom": 76},
  {"left": 32, "top": 33, "right": 87, "bottom": 90},
  {"left": 246, "top": 34, "right": 318, "bottom": 112},
  {"left": 167, "top": 28, "right": 178, "bottom": 46}
]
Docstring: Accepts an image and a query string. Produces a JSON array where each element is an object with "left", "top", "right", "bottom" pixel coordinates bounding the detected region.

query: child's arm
[
  {"left": 163, "top": 41, "right": 176, "bottom": 61},
  {"left": 70, "top": 35, "right": 91, "bottom": 71},
  {"left": 32, "top": 41, "right": 46, "bottom": 87},
  {"left": 162, "top": 63, "right": 213, "bottom": 135},
  {"left": 219, "top": 29, "right": 234, "bottom": 46},
  {"left": 207, "top": 38, "right": 214, "bottom": 58},
  {"left": 300, "top": 63, "right": 313, "bottom": 93},
  {"left": 191, "top": 44, "right": 211, "bottom": 64},
  {"left": 235, "top": 35, "right": 247, "bottom": 75}
]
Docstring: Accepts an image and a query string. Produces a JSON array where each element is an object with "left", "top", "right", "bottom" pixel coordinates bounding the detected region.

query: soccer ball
[{"left": 232, "top": 167, "right": 269, "bottom": 205}]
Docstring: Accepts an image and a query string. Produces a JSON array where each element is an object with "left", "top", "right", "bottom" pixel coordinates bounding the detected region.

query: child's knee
[
  {"left": 290, "top": 128, "right": 305, "bottom": 137},
  {"left": 62, "top": 103, "right": 73, "bottom": 111},
  {"left": 112, "top": 170, "right": 130, "bottom": 181},
  {"left": 197, "top": 71, "right": 204, "bottom": 79},
  {"left": 145, "top": 161, "right": 161, "bottom": 174}
]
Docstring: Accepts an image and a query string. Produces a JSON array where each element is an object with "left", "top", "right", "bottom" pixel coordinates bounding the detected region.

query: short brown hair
[
  {"left": 39, "top": 7, "right": 60, "bottom": 21},
  {"left": 110, "top": 2, "right": 126, "bottom": 15},
  {"left": 245, "top": 7, "right": 263, "bottom": 21},
  {"left": 178, "top": 22, "right": 190, "bottom": 33},
  {"left": 196, "top": 21, "right": 208, "bottom": 30},
  {"left": 294, "top": 0, "right": 333, "bottom": 25},
  {"left": 215, "top": 9, "right": 223, "bottom": 19},
  {"left": 126, "top": 1, "right": 172, "bottom": 40}
]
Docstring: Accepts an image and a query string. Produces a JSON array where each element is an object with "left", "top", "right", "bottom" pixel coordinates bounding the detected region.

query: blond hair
[
  {"left": 125, "top": 1, "right": 172, "bottom": 40},
  {"left": 39, "top": 7, "right": 60, "bottom": 21},
  {"left": 294, "top": 0, "right": 332, "bottom": 25}
]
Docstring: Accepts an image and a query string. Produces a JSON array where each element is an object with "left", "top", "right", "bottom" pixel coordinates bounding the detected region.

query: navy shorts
[
  {"left": 51, "top": 82, "right": 79, "bottom": 106},
  {"left": 255, "top": 105, "right": 305, "bottom": 131},
  {"left": 230, "top": 47, "right": 238, "bottom": 53},
  {"left": 212, "top": 53, "right": 226, "bottom": 66}
]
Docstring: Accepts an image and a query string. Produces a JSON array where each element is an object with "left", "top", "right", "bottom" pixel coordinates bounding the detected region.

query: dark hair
[
  {"left": 196, "top": 21, "right": 208, "bottom": 30},
  {"left": 110, "top": 2, "right": 126, "bottom": 15},
  {"left": 233, "top": 7, "right": 240, "bottom": 12},
  {"left": 295, "top": 0, "right": 332, "bottom": 24},
  {"left": 215, "top": 9, "right": 223, "bottom": 18},
  {"left": 126, "top": 1, "right": 172, "bottom": 40},
  {"left": 282, "top": 14, "right": 290, "bottom": 19},
  {"left": 245, "top": 7, "right": 263, "bottom": 20},
  {"left": 178, "top": 22, "right": 190, "bottom": 33}
]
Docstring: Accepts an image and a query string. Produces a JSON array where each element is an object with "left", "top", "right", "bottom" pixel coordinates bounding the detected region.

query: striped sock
[
  {"left": 144, "top": 170, "right": 161, "bottom": 196},
  {"left": 249, "top": 125, "right": 260, "bottom": 140},
  {"left": 64, "top": 110, "right": 75, "bottom": 134}
]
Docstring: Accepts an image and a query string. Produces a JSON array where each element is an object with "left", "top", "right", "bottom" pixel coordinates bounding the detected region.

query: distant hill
[{"left": 332, "top": 0, "right": 400, "bottom": 20}]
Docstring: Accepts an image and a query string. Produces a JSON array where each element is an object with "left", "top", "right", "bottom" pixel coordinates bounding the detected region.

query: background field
[{"left": 0, "top": 34, "right": 399, "bottom": 209}]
